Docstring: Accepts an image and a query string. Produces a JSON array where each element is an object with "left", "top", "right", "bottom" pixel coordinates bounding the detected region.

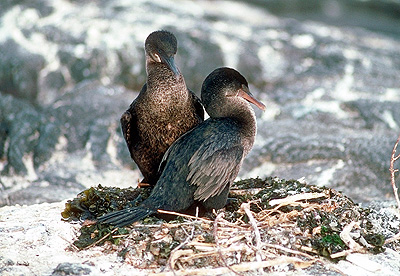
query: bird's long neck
[
  {"left": 234, "top": 104, "right": 257, "bottom": 154},
  {"left": 145, "top": 62, "right": 189, "bottom": 104},
  {"left": 219, "top": 101, "right": 257, "bottom": 155}
]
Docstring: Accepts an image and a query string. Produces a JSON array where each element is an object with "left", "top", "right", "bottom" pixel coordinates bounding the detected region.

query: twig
[
  {"left": 112, "top": 234, "right": 130, "bottom": 239},
  {"left": 213, "top": 212, "right": 241, "bottom": 276},
  {"left": 168, "top": 249, "right": 194, "bottom": 273},
  {"left": 296, "top": 245, "right": 319, "bottom": 255},
  {"left": 82, "top": 227, "right": 119, "bottom": 250},
  {"left": 384, "top": 231, "right": 400, "bottom": 245},
  {"left": 264, "top": 243, "right": 316, "bottom": 260},
  {"left": 230, "top": 188, "right": 264, "bottom": 195},
  {"left": 330, "top": 249, "right": 354, "bottom": 259},
  {"left": 269, "top": 192, "right": 327, "bottom": 207},
  {"left": 389, "top": 133, "right": 400, "bottom": 210},
  {"left": 241, "top": 202, "right": 263, "bottom": 274},
  {"left": 157, "top": 209, "right": 212, "bottom": 223},
  {"left": 179, "top": 245, "right": 251, "bottom": 263},
  {"left": 339, "top": 221, "right": 367, "bottom": 254},
  {"left": 166, "top": 209, "right": 199, "bottom": 273},
  {"left": 150, "top": 257, "right": 312, "bottom": 276}
]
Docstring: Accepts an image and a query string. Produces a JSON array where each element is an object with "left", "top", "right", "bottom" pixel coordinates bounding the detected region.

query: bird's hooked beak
[
  {"left": 160, "top": 54, "right": 180, "bottom": 78},
  {"left": 238, "top": 85, "right": 266, "bottom": 111}
]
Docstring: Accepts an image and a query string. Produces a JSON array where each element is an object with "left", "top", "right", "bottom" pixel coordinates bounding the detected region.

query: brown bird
[{"left": 121, "top": 30, "right": 204, "bottom": 186}]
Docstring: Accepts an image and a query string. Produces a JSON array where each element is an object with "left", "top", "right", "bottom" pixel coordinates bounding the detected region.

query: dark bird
[
  {"left": 99, "top": 67, "right": 265, "bottom": 227},
  {"left": 121, "top": 30, "right": 204, "bottom": 186}
]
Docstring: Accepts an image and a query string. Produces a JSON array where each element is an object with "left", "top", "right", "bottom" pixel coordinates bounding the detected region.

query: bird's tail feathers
[{"left": 97, "top": 207, "right": 155, "bottom": 227}]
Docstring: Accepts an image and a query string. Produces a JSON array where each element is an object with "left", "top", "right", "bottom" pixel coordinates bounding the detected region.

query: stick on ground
[{"left": 389, "top": 133, "right": 400, "bottom": 210}]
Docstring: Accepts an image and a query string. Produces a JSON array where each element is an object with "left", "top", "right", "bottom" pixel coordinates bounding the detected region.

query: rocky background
[
  {"left": 1, "top": 0, "right": 400, "bottom": 275},
  {"left": 1, "top": 0, "right": 399, "bottom": 205}
]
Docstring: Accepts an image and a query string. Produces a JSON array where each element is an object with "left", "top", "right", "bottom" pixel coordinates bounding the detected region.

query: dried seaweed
[{"left": 61, "top": 184, "right": 151, "bottom": 221}]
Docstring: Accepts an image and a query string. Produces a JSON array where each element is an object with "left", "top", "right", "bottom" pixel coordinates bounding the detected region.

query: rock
[
  {"left": 0, "top": 0, "right": 399, "bottom": 215},
  {"left": 49, "top": 81, "right": 128, "bottom": 157},
  {"left": 242, "top": 119, "right": 397, "bottom": 203},
  {"left": 1, "top": 175, "right": 84, "bottom": 206},
  {"left": 173, "top": 29, "right": 225, "bottom": 93},
  {"left": 0, "top": 81, "right": 139, "bottom": 206},
  {"left": 38, "top": 70, "right": 67, "bottom": 106},
  {"left": 52, "top": 263, "right": 91, "bottom": 276},
  {"left": 247, "top": 0, "right": 400, "bottom": 39},
  {"left": 0, "top": 93, "right": 42, "bottom": 175},
  {"left": 0, "top": 40, "right": 46, "bottom": 102},
  {"left": 0, "top": 202, "right": 145, "bottom": 276},
  {"left": 0, "top": 81, "right": 133, "bottom": 173}
]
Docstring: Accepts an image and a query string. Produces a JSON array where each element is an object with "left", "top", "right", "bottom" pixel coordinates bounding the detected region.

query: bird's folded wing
[
  {"left": 189, "top": 89, "right": 205, "bottom": 121},
  {"left": 186, "top": 134, "right": 243, "bottom": 201},
  {"left": 120, "top": 107, "right": 138, "bottom": 153}
]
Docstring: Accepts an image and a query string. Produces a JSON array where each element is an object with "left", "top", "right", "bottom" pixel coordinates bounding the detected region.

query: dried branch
[
  {"left": 241, "top": 202, "right": 263, "bottom": 274},
  {"left": 213, "top": 212, "right": 241, "bottom": 276},
  {"left": 269, "top": 192, "right": 327, "bottom": 207},
  {"left": 230, "top": 188, "right": 264, "bottom": 195},
  {"left": 389, "top": 133, "right": 400, "bottom": 210},
  {"left": 384, "top": 231, "right": 400, "bottom": 245},
  {"left": 264, "top": 243, "right": 316, "bottom": 260},
  {"left": 150, "top": 257, "right": 313, "bottom": 276},
  {"left": 339, "top": 221, "right": 368, "bottom": 255},
  {"left": 157, "top": 209, "right": 212, "bottom": 223},
  {"left": 330, "top": 249, "right": 354, "bottom": 259},
  {"left": 166, "top": 209, "right": 199, "bottom": 273}
]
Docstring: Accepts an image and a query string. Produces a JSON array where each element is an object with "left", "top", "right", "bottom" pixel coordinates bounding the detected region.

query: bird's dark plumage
[
  {"left": 121, "top": 30, "right": 204, "bottom": 186},
  {"left": 99, "top": 67, "right": 265, "bottom": 227}
]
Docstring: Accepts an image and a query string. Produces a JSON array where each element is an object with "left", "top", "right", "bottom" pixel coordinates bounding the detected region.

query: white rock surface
[{"left": 0, "top": 202, "right": 146, "bottom": 276}]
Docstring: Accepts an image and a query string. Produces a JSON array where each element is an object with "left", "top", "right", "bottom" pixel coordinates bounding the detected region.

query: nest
[{"left": 63, "top": 177, "right": 398, "bottom": 275}]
